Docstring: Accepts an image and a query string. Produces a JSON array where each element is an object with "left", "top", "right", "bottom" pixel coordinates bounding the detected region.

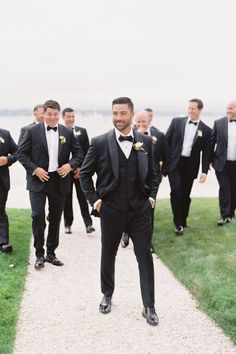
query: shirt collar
[
  {"left": 187, "top": 117, "right": 200, "bottom": 124},
  {"left": 115, "top": 127, "right": 134, "bottom": 141},
  {"left": 44, "top": 122, "right": 58, "bottom": 130}
]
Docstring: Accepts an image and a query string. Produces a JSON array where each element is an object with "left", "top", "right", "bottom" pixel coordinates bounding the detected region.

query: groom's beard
[{"left": 113, "top": 121, "right": 131, "bottom": 133}]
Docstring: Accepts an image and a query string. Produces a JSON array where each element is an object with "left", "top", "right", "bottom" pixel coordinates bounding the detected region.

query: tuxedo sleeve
[
  {"left": 210, "top": 122, "right": 217, "bottom": 164},
  {"left": 201, "top": 127, "right": 212, "bottom": 174},
  {"left": 6, "top": 133, "right": 18, "bottom": 166},
  {"left": 146, "top": 140, "right": 160, "bottom": 199},
  {"left": 80, "top": 141, "right": 100, "bottom": 206},
  {"left": 165, "top": 118, "right": 175, "bottom": 147},
  {"left": 17, "top": 129, "right": 38, "bottom": 174},
  {"left": 160, "top": 133, "right": 171, "bottom": 176},
  {"left": 68, "top": 133, "right": 84, "bottom": 170},
  {"left": 18, "top": 127, "right": 26, "bottom": 147}
]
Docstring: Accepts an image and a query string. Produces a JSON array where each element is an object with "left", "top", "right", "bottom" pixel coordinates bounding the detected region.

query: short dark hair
[
  {"left": 33, "top": 104, "right": 44, "bottom": 112},
  {"left": 43, "top": 100, "right": 60, "bottom": 112},
  {"left": 189, "top": 98, "right": 203, "bottom": 110},
  {"left": 144, "top": 108, "right": 153, "bottom": 113},
  {"left": 62, "top": 107, "right": 74, "bottom": 117},
  {"left": 112, "top": 97, "right": 134, "bottom": 112}
]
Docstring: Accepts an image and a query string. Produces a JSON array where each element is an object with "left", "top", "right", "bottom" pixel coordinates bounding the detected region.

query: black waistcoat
[{"left": 104, "top": 144, "right": 145, "bottom": 211}]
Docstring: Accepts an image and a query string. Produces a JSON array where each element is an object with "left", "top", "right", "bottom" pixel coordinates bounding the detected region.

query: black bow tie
[
  {"left": 229, "top": 119, "right": 236, "bottom": 123},
  {"left": 47, "top": 126, "right": 57, "bottom": 132},
  {"left": 144, "top": 132, "right": 148, "bottom": 135},
  {"left": 118, "top": 135, "right": 134, "bottom": 142},
  {"left": 189, "top": 120, "right": 197, "bottom": 126}
]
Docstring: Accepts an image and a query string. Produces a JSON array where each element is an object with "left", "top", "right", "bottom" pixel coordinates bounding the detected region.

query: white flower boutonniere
[
  {"left": 59, "top": 136, "right": 66, "bottom": 144},
  {"left": 133, "top": 142, "right": 144, "bottom": 151},
  {"left": 197, "top": 130, "right": 202, "bottom": 137},
  {"left": 0, "top": 137, "right": 5, "bottom": 144},
  {"left": 151, "top": 136, "right": 157, "bottom": 144},
  {"left": 75, "top": 130, "right": 81, "bottom": 137}
]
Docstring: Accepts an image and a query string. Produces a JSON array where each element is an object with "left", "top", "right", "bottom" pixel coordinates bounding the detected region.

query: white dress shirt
[
  {"left": 44, "top": 123, "right": 59, "bottom": 172},
  {"left": 227, "top": 120, "right": 236, "bottom": 161},
  {"left": 115, "top": 128, "right": 134, "bottom": 159},
  {"left": 181, "top": 117, "right": 200, "bottom": 157}
]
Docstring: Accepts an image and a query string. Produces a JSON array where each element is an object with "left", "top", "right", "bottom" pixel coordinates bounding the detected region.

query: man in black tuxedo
[
  {"left": 0, "top": 129, "right": 17, "bottom": 253},
  {"left": 166, "top": 98, "right": 211, "bottom": 235},
  {"left": 62, "top": 108, "right": 95, "bottom": 234},
  {"left": 80, "top": 97, "right": 159, "bottom": 326},
  {"left": 18, "top": 104, "right": 44, "bottom": 146},
  {"left": 211, "top": 100, "right": 236, "bottom": 225},
  {"left": 17, "top": 100, "right": 83, "bottom": 269},
  {"left": 120, "top": 110, "right": 170, "bottom": 249}
]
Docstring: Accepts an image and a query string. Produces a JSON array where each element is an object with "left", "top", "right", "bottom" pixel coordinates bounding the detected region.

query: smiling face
[
  {"left": 135, "top": 111, "right": 150, "bottom": 133},
  {"left": 63, "top": 111, "right": 75, "bottom": 128},
  {"left": 44, "top": 107, "right": 60, "bottom": 127},
  {"left": 226, "top": 101, "right": 236, "bottom": 120},
  {"left": 34, "top": 107, "right": 45, "bottom": 123},
  {"left": 112, "top": 103, "right": 134, "bottom": 135},
  {"left": 188, "top": 101, "right": 201, "bottom": 120}
]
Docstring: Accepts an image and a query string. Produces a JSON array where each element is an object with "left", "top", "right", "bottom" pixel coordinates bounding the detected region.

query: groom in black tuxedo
[
  {"left": 17, "top": 100, "right": 83, "bottom": 269},
  {"left": 0, "top": 129, "right": 17, "bottom": 253},
  {"left": 165, "top": 98, "right": 211, "bottom": 235},
  {"left": 80, "top": 97, "right": 159, "bottom": 326},
  {"left": 211, "top": 100, "right": 236, "bottom": 225}
]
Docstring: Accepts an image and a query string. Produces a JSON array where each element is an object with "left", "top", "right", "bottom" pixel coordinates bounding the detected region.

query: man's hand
[
  {"left": 0, "top": 156, "right": 8, "bottom": 166},
  {"left": 199, "top": 173, "right": 207, "bottom": 183},
  {"left": 73, "top": 167, "right": 80, "bottom": 179},
  {"left": 34, "top": 167, "right": 49, "bottom": 182},
  {"left": 57, "top": 163, "right": 72, "bottom": 178}
]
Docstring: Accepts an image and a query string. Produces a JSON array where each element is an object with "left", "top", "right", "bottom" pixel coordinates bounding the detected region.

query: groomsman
[
  {"left": 0, "top": 129, "right": 17, "bottom": 253},
  {"left": 211, "top": 100, "right": 236, "bottom": 225},
  {"left": 18, "top": 104, "right": 44, "bottom": 146},
  {"left": 166, "top": 98, "right": 211, "bottom": 235},
  {"left": 80, "top": 97, "right": 160, "bottom": 326},
  {"left": 62, "top": 108, "right": 95, "bottom": 234},
  {"left": 17, "top": 100, "right": 83, "bottom": 269}
]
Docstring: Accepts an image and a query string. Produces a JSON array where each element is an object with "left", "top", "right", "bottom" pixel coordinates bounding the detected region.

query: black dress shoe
[
  {"left": 1, "top": 244, "right": 13, "bottom": 253},
  {"left": 175, "top": 225, "right": 184, "bottom": 236},
  {"left": 45, "top": 254, "right": 64, "bottom": 266},
  {"left": 217, "top": 217, "right": 231, "bottom": 226},
  {"left": 65, "top": 226, "right": 72, "bottom": 234},
  {"left": 99, "top": 296, "right": 112, "bottom": 314},
  {"left": 86, "top": 225, "right": 95, "bottom": 233},
  {"left": 35, "top": 257, "right": 45, "bottom": 269},
  {"left": 142, "top": 307, "right": 159, "bottom": 326},
  {"left": 121, "top": 233, "right": 129, "bottom": 248}
]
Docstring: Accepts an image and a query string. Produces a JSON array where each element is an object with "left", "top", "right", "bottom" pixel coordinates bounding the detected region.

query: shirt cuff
[
  {"left": 149, "top": 197, "right": 155, "bottom": 209},
  {"left": 94, "top": 199, "right": 102, "bottom": 208}
]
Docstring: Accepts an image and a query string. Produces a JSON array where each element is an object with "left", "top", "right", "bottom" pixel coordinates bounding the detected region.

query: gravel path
[{"left": 12, "top": 197, "right": 236, "bottom": 354}]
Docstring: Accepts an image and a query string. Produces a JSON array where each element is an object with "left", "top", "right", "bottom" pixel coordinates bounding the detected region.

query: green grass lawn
[
  {"left": 153, "top": 198, "right": 236, "bottom": 345},
  {"left": 0, "top": 209, "right": 31, "bottom": 354}
]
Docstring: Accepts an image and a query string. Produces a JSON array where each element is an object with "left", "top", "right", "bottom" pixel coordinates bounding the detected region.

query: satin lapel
[
  {"left": 58, "top": 124, "right": 63, "bottom": 156},
  {"left": 223, "top": 117, "right": 228, "bottom": 144},
  {"left": 181, "top": 117, "right": 188, "bottom": 142},
  {"left": 108, "top": 129, "right": 119, "bottom": 181},
  {"left": 133, "top": 130, "right": 148, "bottom": 183},
  {"left": 40, "top": 123, "right": 49, "bottom": 154},
  {"left": 193, "top": 120, "right": 203, "bottom": 145}
]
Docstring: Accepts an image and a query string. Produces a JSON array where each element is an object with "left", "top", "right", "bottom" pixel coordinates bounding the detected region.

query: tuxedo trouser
[
  {"left": 215, "top": 161, "right": 236, "bottom": 218},
  {"left": 0, "top": 187, "right": 9, "bottom": 244},
  {"left": 29, "top": 173, "right": 66, "bottom": 257},
  {"left": 168, "top": 157, "right": 195, "bottom": 227},
  {"left": 100, "top": 202, "right": 154, "bottom": 307},
  {"left": 64, "top": 174, "right": 92, "bottom": 228}
]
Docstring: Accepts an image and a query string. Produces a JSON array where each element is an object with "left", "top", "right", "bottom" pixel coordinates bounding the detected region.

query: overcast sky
[{"left": 1, "top": 0, "right": 235, "bottom": 111}]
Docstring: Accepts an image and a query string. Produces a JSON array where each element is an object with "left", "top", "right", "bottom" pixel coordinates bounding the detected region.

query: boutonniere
[
  {"left": 0, "top": 137, "right": 5, "bottom": 144},
  {"left": 75, "top": 130, "right": 81, "bottom": 137},
  {"left": 59, "top": 135, "right": 66, "bottom": 144},
  {"left": 151, "top": 136, "right": 157, "bottom": 144},
  {"left": 133, "top": 142, "right": 144, "bottom": 151},
  {"left": 197, "top": 130, "right": 202, "bottom": 137}
]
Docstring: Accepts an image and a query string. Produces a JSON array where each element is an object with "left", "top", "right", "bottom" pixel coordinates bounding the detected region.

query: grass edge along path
[
  {"left": 153, "top": 197, "right": 236, "bottom": 346},
  {"left": 0, "top": 209, "right": 31, "bottom": 354}
]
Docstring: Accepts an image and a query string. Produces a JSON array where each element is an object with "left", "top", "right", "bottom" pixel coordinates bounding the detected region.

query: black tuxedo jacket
[
  {"left": 211, "top": 117, "right": 232, "bottom": 172},
  {"left": 165, "top": 117, "right": 211, "bottom": 178},
  {"left": 150, "top": 126, "right": 170, "bottom": 176},
  {"left": 18, "top": 122, "right": 35, "bottom": 146},
  {"left": 73, "top": 126, "right": 89, "bottom": 161},
  {"left": 80, "top": 129, "right": 160, "bottom": 206},
  {"left": 17, "top": 123, "right": 83, "bottom": 193},
  {"left": 0, "top": 129, "right": 17, "bottom": 191}
]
